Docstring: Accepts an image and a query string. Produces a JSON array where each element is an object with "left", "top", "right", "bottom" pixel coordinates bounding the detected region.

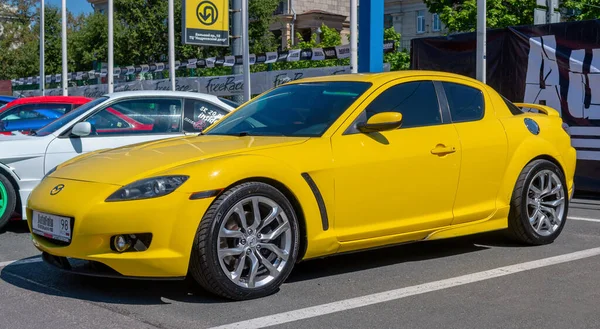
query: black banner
[{"left": 411, "top": 19, "right": 600, "bottom": 194}]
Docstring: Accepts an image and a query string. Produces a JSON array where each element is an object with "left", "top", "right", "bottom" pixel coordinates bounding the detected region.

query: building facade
[
  {"left": 270, "top": 0, "right": 350, "bottom": 49},
  {"left": 384, "top": 0, "right": 446, "bottom": 51},
  {"left": 88, "top": 0, "right": 108, "bottom": 14}
]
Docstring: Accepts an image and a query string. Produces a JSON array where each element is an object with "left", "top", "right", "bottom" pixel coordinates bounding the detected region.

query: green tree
[
  {"left": 248, "top": 0, "right": 280, "bottom": 53},
  {"left": 0, "top": 2, "right": 80, "bottom": 80},
  {"left": 423, "top": 0, "right": 536, "bottom": 33},
  {"left": 384, "top": 27, "right": 410, "bottom": 71},
  {"left": 561, "top": 0, "right": 600, "bottom": 21}
]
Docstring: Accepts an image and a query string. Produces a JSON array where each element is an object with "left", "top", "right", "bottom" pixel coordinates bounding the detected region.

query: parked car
[
  {"left": 0, "top": 96, "right": 17, "bottom": 109},
  {"left": 0, "top": 96, "right": 91, "bottom": 135},
  {"left": 0, "top": 91, "right": 234, "bottom": 229},
  {"left": 26, "top": 71, "right": 576, "bottom": 300}
]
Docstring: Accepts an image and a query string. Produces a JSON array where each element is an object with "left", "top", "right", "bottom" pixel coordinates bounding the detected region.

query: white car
[{"left": 0, "top": 91, "right": 236, "bottom": 229}]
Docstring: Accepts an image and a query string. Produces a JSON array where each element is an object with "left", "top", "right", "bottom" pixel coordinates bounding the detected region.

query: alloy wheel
[
  {"left": 0, "top": 181, "right": 7, "bottom": 218},
  {"left": 526, "top": 169, "right": 566, "bottom": 236},
  {"left": 217, "top": 196, "right": 292, "bottom": 289}
]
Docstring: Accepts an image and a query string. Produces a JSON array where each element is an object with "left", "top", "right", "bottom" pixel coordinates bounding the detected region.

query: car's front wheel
[
  {"left": 508, "top": 159, "right": 568, "bottom": 245},
  {"left": 0, "top": 173, "right": 17, "bottom": 231},
  {"left": 189, "top": 182, "right": 300, "bottom": 300}
]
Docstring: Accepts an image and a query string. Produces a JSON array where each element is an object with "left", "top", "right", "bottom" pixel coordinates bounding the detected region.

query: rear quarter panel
[{"left": 496, "top": 111, "right": 576, "bottom": 208}]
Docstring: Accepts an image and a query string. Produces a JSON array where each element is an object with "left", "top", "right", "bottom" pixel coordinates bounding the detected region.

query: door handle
[{"left": 431, "top": 145, "right": 456, "bottom": 155}]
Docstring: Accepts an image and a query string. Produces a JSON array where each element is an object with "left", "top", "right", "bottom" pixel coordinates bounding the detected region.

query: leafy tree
[
  {"left": 384, "top": 27, "right": 410, "bottom": 71},
  {"left": 248, "top": 0, "right": 280, "bottom": 53},
  {"left": 561, "top": 0, "right": 600, "bottom": 21},
  {"left": 0, "top": 1, "right": 80, "bottom": 80},
  {"left": 423, "top": 0, "right": 536, "bottom": 33}
]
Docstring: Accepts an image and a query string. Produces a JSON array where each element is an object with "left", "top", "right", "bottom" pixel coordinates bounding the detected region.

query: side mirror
[
  {"left": 71, "top": 122, "right": 92, "bottom": 137},
  {"left": 357, "top": 112, "right": 403, "bottom": 133}
]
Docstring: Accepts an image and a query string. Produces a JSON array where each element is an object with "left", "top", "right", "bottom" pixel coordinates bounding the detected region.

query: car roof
[
  {"left": 5, "top": 96, "right": 92, "bottom": 107},
  {"left": 287, "top": 70, "right": 485, "bottom": 87},
  {"left": 0, "top": 96, "right": 17, "bottom": 102},
  {"left": 102, "top": 90, "right": 226, "bottom": 103}
]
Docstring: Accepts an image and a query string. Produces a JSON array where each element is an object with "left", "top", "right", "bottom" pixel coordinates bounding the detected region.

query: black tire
[
  {"left": 189, "top": 182, "right": 300, "bottom": 300},
  {"left": 507, "top": 159, "right": 568, "bottom": 245},
  {"left": 0, "top": 173, "right": 17, "bottom": 231}
]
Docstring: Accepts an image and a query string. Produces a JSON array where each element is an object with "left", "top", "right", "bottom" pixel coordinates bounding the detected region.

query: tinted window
[
  {"left": 442, "top": 82, "right": 484, "bottom": 122},
  {"left": 218, "top": 97, "right": 240, "bottom": 108},
  {"left": 36, "top": 97, "right": 108, "bottom": 136},
  {"left": 206, "top": 82, "right": 372, "bottom": 137},
  {"left": 85, "top": 98, "right": 183, "bottom": 136},
  {"left": 364, "top": 81, "right": 442, "bottom": 128},
  {"left": 183, "top": 99, "right": 229, "bottom": 132},
  {"left": 0, "top": 103, "right": 71, "bottom": 122}
]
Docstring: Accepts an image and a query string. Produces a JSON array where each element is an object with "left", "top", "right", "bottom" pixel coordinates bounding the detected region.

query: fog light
[{"left": 113, "top": 235, "right": 132, "bottom": 253}]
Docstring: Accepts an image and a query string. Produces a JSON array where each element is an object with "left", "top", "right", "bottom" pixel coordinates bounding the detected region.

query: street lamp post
[
  {"left": 242, "top": 0, "right": 251, "bottom": 102},
  {"left": 61, "top": 0, "right": 67, "bottom": 95},
  {"left": 40, "top": 0, "right": 44, "bottom": 95},
  {"left": 108, "top": 0, "right": 114, "bottom": 93},
  {"left": 168, "top": 0, "right": 176, "bottom": 91},
  {"left": 476, "top": 0, "right": 486, "bottom": 83}
]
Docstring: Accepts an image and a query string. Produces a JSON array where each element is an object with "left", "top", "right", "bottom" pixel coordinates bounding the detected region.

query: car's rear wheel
[
  {"left": 0, "top": 173, "right": 17, "bottom": 231},
  {"left": 189, "top": 182, "right": 300, "bottom": 300},
  {"left": 508, "top": 159, "right": 568, "bottom": 245}
]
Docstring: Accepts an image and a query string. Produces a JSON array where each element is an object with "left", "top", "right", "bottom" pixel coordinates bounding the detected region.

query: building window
[
  {"left": 416, "top": 10, "right": 425, "bottom": 33},
  {"left": 432, "top": 13, "right": 441, "bottom": 31},
  {"left": 384, "top": 14, "right": 393, "bottom": 29}
]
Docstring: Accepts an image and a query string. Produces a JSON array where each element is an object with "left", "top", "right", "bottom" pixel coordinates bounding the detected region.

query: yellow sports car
[{"left": 27, "top": 71, "right": 576, "bottom": 300}]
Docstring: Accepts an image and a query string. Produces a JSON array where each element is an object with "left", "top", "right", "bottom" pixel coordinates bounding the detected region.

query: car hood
[{"left": 52, "top": 134, "right": 310, "bottom": 185}]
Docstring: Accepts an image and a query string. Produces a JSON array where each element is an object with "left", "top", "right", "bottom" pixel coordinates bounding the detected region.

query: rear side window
[
  {"left": 183, "top": 99, "right": 229, "bottom": 132},
  {"left": 442, "top": 82, "right": 485, "bottom": 123}
]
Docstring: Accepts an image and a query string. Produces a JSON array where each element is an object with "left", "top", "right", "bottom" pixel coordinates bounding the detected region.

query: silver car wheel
[
  {"left": 217, "top": 196, "right": 292, "bottom": 289},
  {"left": 526, "top": 169, "right": 566, "bottom": 236}
]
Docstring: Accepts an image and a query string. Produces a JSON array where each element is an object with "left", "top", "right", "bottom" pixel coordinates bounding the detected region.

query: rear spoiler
[{"left": 513, "top": 103, "right": 561, "bottom": 117}]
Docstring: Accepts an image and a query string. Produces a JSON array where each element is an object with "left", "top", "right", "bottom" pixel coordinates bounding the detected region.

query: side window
[
  {"left": 183, "top": 99, "right": 228, "bottom": 132},
  {"left": 84, "top": 98, "right": 183, "bottom": 136},
  {"left": 442, "top": 82, "right": 485, "bottom": 122},
  {"left": 364, "top": 81, "right": 442, "bottom": 129},
  {"left": 0, "top": 103, "right": 71, "bottom": 122},
  {"left": 0, "top": 105, "right": 44, "bottom": 121}
]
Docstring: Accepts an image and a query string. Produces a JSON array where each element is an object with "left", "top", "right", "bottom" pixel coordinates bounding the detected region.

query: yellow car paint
[{"left": 27, "top": 70, "right": 576, "bottom": 279}]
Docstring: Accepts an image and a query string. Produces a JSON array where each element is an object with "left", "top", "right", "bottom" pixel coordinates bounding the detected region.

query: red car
[{"left": 0, "top": 96, "right": 92, "bottom": 135}]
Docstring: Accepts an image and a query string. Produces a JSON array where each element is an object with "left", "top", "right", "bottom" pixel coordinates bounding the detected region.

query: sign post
[{"left": 182, "top": 0, "right": 230, "bottom": 47}]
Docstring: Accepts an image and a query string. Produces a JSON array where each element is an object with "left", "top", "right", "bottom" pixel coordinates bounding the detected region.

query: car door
[
  {"left": 182, "top": 97, "right": 229, "bottom": 134},
  {"left": 331, "top": 79, "right": 462, "bottom": 242},
  {"left": 436, "top": 79, "right": 508, "bottom": 225},
  {"left": 44, "top": 97, "right": 184, "bottom": 171}
]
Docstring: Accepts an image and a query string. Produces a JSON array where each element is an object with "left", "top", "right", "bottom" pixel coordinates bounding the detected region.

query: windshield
[
  {"left": 35, "top": 97, "right": 107, "bottom": 136},
  {"left": 206, "top": 82, "right": 372, "bottom": 137}
]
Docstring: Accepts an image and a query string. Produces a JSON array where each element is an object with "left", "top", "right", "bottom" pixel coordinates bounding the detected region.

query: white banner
[{"left": 14, "top": 65, "right": 390, "bottom": 98}]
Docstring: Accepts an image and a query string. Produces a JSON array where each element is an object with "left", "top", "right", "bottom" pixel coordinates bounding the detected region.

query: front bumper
[{"left": 27, "top": 177, "right": 214, "bottom": 278}]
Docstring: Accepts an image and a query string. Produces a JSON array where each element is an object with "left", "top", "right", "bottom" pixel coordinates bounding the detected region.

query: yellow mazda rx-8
[{"left": 27, "top": 71, "right": 576, "bottom": 300}]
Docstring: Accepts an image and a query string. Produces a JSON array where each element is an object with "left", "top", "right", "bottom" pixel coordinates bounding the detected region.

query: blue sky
[{"left": 47, "top": 0, "right": 93, "bottom": 15}]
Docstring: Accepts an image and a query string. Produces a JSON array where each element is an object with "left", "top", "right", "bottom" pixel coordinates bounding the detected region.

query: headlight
[{"left": 106, "top": 175, "right": 189, "bottom": 202}]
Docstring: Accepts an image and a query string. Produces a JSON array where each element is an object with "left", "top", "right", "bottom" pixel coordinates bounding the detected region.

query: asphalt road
[{"left": 1, "top": 197, "right": 600, "bottom": 329}]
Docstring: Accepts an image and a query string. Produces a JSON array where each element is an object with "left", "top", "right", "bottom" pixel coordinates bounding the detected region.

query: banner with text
[
  {"left": 13, "top": 64, "right": 390, "bottom": 99},
  {"left": 410, "top": 19, "right": 600, "bottom": 193}
]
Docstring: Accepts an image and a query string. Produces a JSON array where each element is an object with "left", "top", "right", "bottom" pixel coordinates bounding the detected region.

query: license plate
[{"left": 32, "top": 211, "right": 72, "bottom": 243}]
